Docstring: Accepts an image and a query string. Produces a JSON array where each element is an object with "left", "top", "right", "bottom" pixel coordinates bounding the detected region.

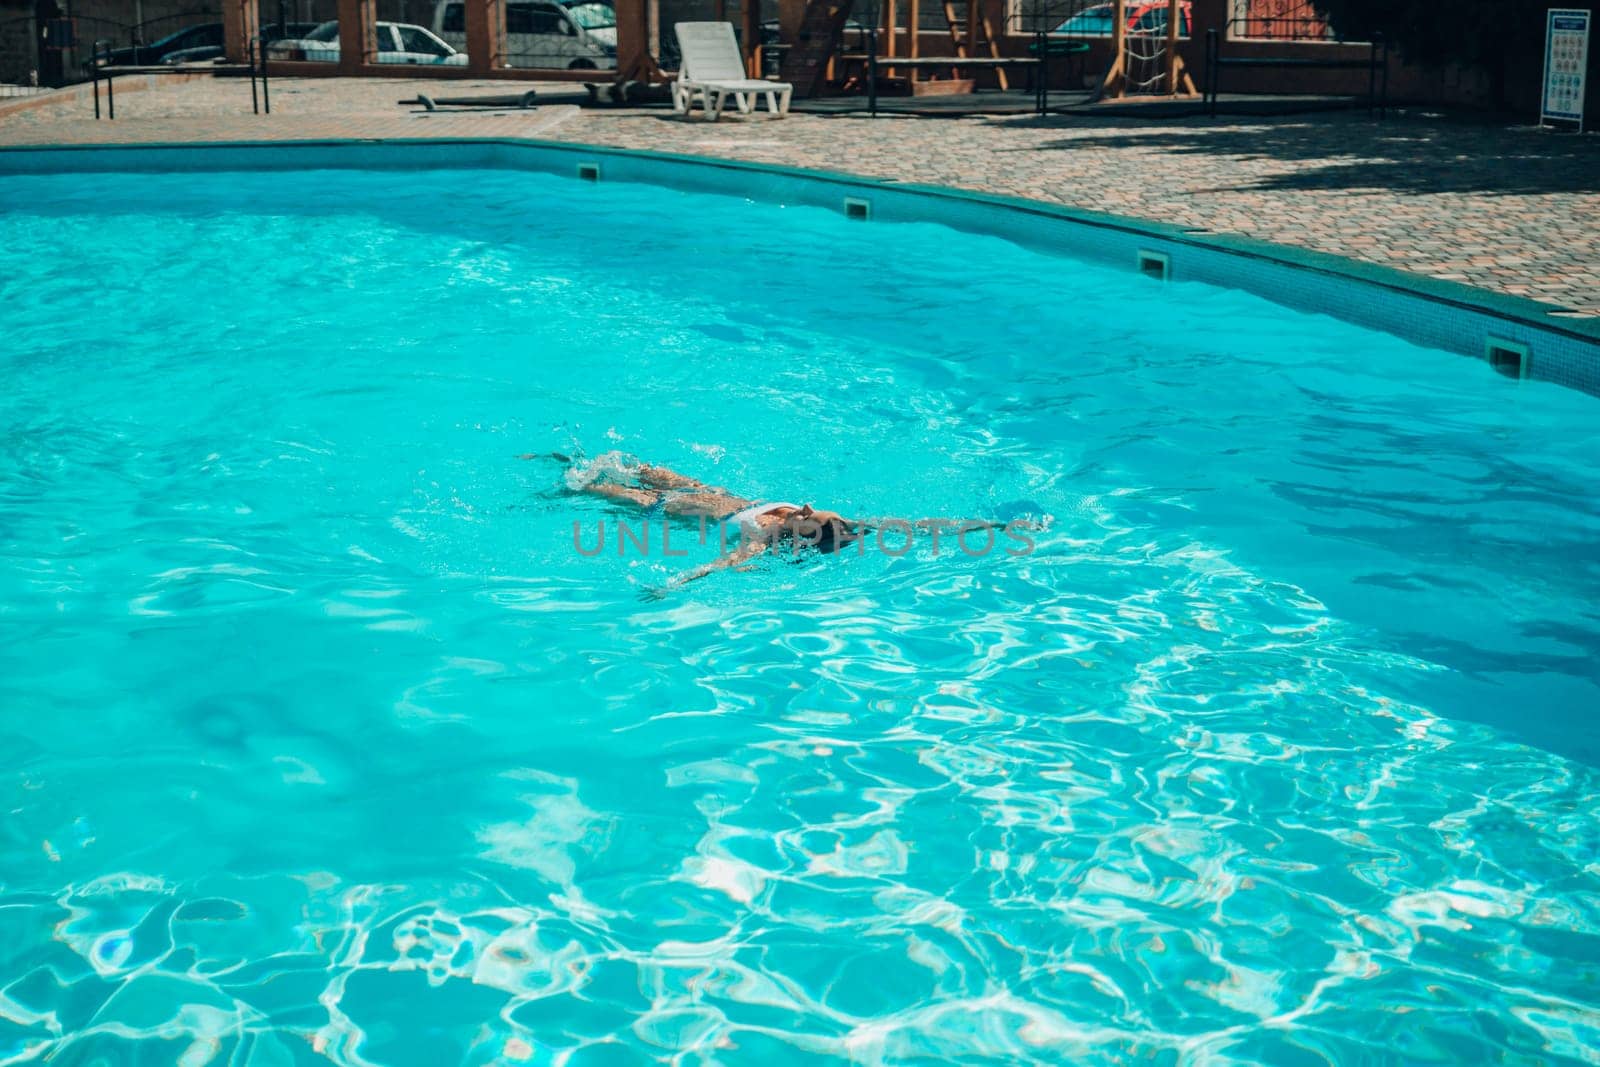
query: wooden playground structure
[
  {"left": 752, "top": 0, "right": 1200, "bottom": 101},
  {"left": 1096, "top": 0, "right": 1198, "bottom": 99},
  {"left": 853, "top": 0, "right": 1018, "bottom": 96},
  {"left": 202, "top": 0, "right": 1378, "bottom": 111}
]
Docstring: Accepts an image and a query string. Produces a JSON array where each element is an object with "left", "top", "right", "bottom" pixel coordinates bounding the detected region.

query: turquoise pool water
[{"left": 2, "top": 165, "right": 1599, "bottom": 1064}]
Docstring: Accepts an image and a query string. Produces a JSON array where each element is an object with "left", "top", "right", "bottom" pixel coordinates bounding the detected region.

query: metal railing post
[
  {"left": 1367, "top": 35, "right": 1377, "bottom": 115},
  {"left": 867, "top": 22, "right": 878, "bottom": 117},
  {"left": 250, "top": 38, "right": 259, "bottom": 114},
  {"left": 261, "top": 33, "right": 272, "bottom": 114},
  {"left": 1035, "top": 28, "right": 1045, "bottom": 115},
  {"left": 1378, "top": 33, "right": 1388, "bottom": 120},
  {"left": 1205, "top": 28, "right": 1217, "bottom": 117}
]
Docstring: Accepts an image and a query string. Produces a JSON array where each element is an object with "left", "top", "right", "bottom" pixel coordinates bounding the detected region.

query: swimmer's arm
[{"left": 647, "top": 541, "right": 769, "bottom": 598}]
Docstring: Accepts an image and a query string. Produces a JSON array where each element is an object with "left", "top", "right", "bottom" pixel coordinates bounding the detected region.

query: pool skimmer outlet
[
  {"left": 1137, "top": 250, "right": 1171, "bottom": 281},
  {"left": 577, "top": 162, "right": 601, "bottom": 182},
  {"left": 1485, "top": 337, "right": 1530, "bottom": 379},
  {"left": 844, "top": 197, "right": 872, "bottom": 221}
]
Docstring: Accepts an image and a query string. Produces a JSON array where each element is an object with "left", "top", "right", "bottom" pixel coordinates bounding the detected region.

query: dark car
[
  {"left": 99, "top": 22, "right": 224, "bottom": 66},
  {"left": 257, "top": 21, "right": 323, "bottom": 43},
  {"left": 159, "top": 44, "right": 225, "bottom": 64},
  {"left": 96, "top": 21, "right": 315, "bottom": 68}
]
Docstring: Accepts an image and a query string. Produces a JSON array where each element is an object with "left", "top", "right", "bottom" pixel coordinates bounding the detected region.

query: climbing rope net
[{"left": 1123, "top": 8, "right": 1174, "bottom": 94}]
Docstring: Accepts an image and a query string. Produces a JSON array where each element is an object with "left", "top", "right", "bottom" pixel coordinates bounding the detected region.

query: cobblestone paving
[{"left": 4, "top": 76, "right": 1598, "bottom": 314}]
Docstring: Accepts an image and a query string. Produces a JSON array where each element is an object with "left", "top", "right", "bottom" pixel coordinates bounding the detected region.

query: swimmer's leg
[
  {"left": 659, "top": 491, "right": 744, "bottom": 518},
  {"left": 582, "top": 484, "right": 661, "bottom": 509},
  {"left": 637, "top": 464, "right": 706, "bottom": 491}
]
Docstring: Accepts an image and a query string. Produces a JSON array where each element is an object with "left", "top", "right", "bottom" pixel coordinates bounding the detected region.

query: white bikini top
[{"left": 725, "top": 501, "right": 801, "bottom": 531}]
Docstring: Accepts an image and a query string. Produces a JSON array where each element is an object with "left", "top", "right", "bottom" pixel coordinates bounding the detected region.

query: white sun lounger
[{"left": 672, "top": 22, "right": 793, "bottom": 121}]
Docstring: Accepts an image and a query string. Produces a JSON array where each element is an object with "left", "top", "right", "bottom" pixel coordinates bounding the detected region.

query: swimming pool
[{"left": 2, "top": 152, "right": 1599, "bottom": 1064}]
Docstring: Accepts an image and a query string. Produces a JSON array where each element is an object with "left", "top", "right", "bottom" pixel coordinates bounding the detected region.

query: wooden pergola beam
[
  {"left": 335, "top": 0, "right": 376, "bottom": 74},
  {"left": 465, "top": 0, "right": 506, "bottom": 74},
  {"left": 1097, "top": 0, "right": 1126, "bottom": 98},
  {"left": 744, "top": 0, "right": 763, "bottom": 77},
  {"left": 221, "top": 0, "right": 259, "bottom": 65},
  {"left": 614, "top": 0, "right": 666, "bottom": 79}
]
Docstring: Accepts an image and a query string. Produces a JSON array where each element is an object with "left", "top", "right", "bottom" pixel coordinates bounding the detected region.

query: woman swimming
[{"left": 525, "top": 450, "right": 860, "bottom": 589}]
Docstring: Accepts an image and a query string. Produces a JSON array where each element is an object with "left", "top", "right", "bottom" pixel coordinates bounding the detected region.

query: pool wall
[{"left": 4, "top": 138, "right": 1597, "bottom": 397}]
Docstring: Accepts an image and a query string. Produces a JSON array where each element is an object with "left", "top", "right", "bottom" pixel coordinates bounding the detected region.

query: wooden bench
[
  {"left": 1202, "top": 28, "right": 1389, "bottom": 117},
  {"left": 839, "top": 53, "right": 1043, "bottom": 96},
  {"left": 853, "top": 55, "right": 1041, "bottom": 67}
]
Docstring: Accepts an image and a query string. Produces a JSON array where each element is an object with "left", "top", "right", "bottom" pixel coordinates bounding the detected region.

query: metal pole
[
  {"left": 1035, "top": 28, "right": 1044, "bottom": 115},
  {"left": 261, "top": 32, "right": 271, "bottom": 113},
  {"left": 1036, "top": 0, "right": 1049, "bottom": 116},
  {"left": 1205, "top": 27, "right": 1217, "bottom": 117},
  {"left": 867, "top": 17, "right": 878, "bottom": 116},
  {"left": 1367, "top": 35, "right": 1377, "bottom": 115},
  {"left": 1378, "top": 33, "right": 1388, "bottom": 120},
  {"left": 91, "top": 46, "right": 99, "bottom": 119},
  {"left": 250, "top": 37, "right": 259, "bottom": 113}
]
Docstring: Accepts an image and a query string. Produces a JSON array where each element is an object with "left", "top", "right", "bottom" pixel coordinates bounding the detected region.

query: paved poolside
[{"left": 4, "top": 75, "right": 1597, "bottom": 315}]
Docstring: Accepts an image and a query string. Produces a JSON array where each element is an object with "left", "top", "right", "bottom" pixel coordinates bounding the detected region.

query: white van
[{"left": 433, "top": 0, "right": 616, "bottom": 70}]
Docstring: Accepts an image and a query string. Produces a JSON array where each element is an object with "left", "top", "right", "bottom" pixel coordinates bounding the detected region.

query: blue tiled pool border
[{"left": 5, "top": 137, "right": 1597, "bottom": 396}]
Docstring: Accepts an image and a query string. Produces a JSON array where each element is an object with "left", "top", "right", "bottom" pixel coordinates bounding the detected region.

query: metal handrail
[
  {"left": 90, "top": 38, "right": 114, "bottom": 119},
  {"left": 250, "top": 34, "right": 272, "bottom": 114}
]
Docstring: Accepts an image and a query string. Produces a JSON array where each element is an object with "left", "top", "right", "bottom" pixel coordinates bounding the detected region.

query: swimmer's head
[{"left": 787, "top": 505, "right": 859, "bottom": 554}]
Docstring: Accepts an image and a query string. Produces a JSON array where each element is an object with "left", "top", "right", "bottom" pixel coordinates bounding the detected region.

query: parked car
[
  {"left": 1054, "top": 1, "right": 1192, "bottom": 35},
  {"left": 561, "top": 2, "right": 616, "bottom": 50},
  {"left": 148, "top": 22, "right": 323, "bottom": 65},
  {"left": 432, "top": 0, "right": 616, "bottom": 70},
  {"left": 99, "top": 22, "right": 224, "bottom": 66},
  {"left": 160, "top": 44, "right": 225, "bottom": 64},
  {"left": 268, "top": 20, "right": 468, "bottom": 65},
  {"left": 257, "top": 21, "right": 323, "bottom": 43}
]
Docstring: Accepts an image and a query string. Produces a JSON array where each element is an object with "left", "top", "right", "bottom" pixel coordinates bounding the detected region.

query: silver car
[
  {"left": 267, "top": 20, "right": 469, "bottom": 65},
  {"left": 432, "top": 0, "right": 616, "bottom": 70}
]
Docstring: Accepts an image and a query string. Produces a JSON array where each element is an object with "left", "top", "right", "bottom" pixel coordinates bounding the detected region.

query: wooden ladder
[{"left": 938, "top": 0, "right": 1008, "bottom": 87}]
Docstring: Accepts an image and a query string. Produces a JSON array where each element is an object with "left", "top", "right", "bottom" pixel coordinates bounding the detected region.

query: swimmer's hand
[{"left": 517, "top": 451, "right": 572, "bottom": 463}]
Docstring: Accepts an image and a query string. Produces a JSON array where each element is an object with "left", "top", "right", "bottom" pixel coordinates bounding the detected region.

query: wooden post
[
  {"left": 464, "top": 0, "right": 504, "bottom": 74},
  {"left": 222, "top": 0, "right": 259, "bottom": 64},
  {"left": 336, "top": 0, "right": 374, "bottom": 73},
  {"left": 908, "top": 0, "right": 918, "bottom": 85},
  {"left": 1163, "top": 0, "right": 1178, "bottom": 93},
  {"left": 744, "top": 0, "right": 763, "bottom": 77},
  {"left": 980, "top": 0, "right": 1006, "bottom": 89},
  {"left": 778, "top": 0, "right": 806, "bottom": 56},
  {"left": 965, "top": 0, "right": 976, "bottom": 56},
  {"left": 614, "top": 0, "right": 663, "bottom": 79},
  {"left": 1166, "top": 0, "right": 1198, "bottom": 96},
  {"left": 1097, "top": 0, "right": 1126, "bottom": 98}
]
